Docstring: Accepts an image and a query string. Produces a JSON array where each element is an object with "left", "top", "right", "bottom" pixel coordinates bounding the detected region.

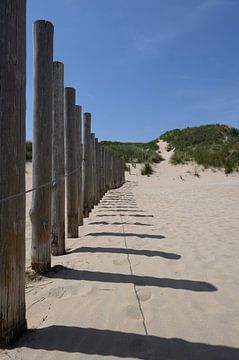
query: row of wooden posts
[{"left": 0, "top": 1, "right": 125, "bottom": 347}]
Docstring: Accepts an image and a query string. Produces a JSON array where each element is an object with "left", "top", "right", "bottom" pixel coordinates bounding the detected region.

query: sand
[{"left": 1, "top": 141, "right": 239, "bottom": 359}]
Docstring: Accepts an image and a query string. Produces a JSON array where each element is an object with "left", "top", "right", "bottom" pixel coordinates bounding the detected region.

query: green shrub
[
  {"left": 149, "top": 152, "right": 164, "bottom": 163},
  {"left": 141, "top": 163, "right": 153, "bottom": 176},
  {"left": 224, "top": 158, "right": 233, "bottom": 174},
  {"left": 170, "top": 150, "right": 190, "bottom": 165}
]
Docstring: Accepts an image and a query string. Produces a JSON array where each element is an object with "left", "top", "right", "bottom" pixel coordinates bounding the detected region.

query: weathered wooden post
[
  {"left": 110, "top": 155, "right": 114, "bottom": 189},
  {"left": 65, "top": 88, "right": 78, "bottom": 237},
  {"left": 102, "top": 148, "right": 106, "bottom": 195},
  {"left": 91, "top": 133, "right": 96, "bottom": 208},
  {"left": 51, "top": 61, "right": 65, "bottom": 256},
  {"left": 75, "top": 105, "right": 83, "bottom": 226},
  {"left": 95, "top": 138, "right": 100, "bottom": 204},
  {"left": 98, "top": 145, "right": 103, "bottom": 200},
  {"left": 31, "top": 20, "right": 54, "bottom": 273},
  {"left": 0, "top": 0, "right": 26, "bottom": 346},
  {"left": 83, "top": 113, "right": 91, "bottom": 217},
  {"left": 106, "top": 151, "right": 110, "bottom": 191}
]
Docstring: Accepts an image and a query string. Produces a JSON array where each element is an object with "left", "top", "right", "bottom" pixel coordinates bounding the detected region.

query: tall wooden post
[
  {"left": 75, "top": 105, "right": 83, "bottom": 226},
  {"left": 83, "top": 113, "right": 91, "bottom": 217},
  {"left": 0, "top": 0, "right": 26, "bottom": 346},
  {"left": 31, "top": 20, "right": 54, "bottom": 273},
  {"left": 105, "top": 151, "right": 110, "bottom": 191},
  {"left": 91, "top": 133, "right": 96, "bottom": 208},
  {"left": 65, "top": 88, "right": 78, "bottom": 238},
  {"left": 51, "top": 61, "right": 65, "bottom": 256},
  {"left": 95, "top": 138, "right": 100, "bottom": 204},
  {"left": 98, "top": 145, "right": 103, "bottom": 200},
  {"left": 102, "top": 148, "right": 106, "bottom": 195}
]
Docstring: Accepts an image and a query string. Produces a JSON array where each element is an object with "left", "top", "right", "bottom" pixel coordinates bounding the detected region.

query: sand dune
[{"left": 1, "top": 141, "right": 239, "bottom": 359}]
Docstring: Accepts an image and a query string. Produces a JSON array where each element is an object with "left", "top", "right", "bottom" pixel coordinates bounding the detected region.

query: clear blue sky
[{"left": 27, "top": 0, "right": 239, "bottom": 142}]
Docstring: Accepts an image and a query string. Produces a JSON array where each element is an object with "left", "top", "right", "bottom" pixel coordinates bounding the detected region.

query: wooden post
[
  {"left": 98, "top": 145, "right": 103, "bottom": 200},
  {"left": 51, "top": 61, "right": 65, "bottom": 256},
  {"left": 83, "top": 113, "right": 91, "bottom": 217},
  {"left": 0, "top": 0, "right": 26, "bottom": 346},
  {"left": 31, "top": 20, "right": 54, "bottom": 273},
  {"left": 91, "top": 133, "right": 96, "bottom": 208},
  {"left": 65, "top": 88, "right": 78, "bottom": 238},
  {"left": 95, "top": 138, "right": 100, "bottom": 204},
  {"left": 102, "top": 148, "right": 106, "bottom": 195},
  {"left": 75, "top": 105, "right": 83, "bottom": 226},
  {"left": 106, "top": 151, "right": 110, "bottom": 191}
]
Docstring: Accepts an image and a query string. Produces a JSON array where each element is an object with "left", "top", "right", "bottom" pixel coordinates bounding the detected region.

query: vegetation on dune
[
  {"left": 160, "top": 124, "right": 239, "bottom": 173},
  {"left": 25, "top": 138, "right": 163, "bottom": 167},
  {"left": 100, "top": 139, "right": 162, "bottom": 164},
  {"left": 141, "top": 162, "right": 154, "bottom": 176},
  {"left": 100, "top": 139, "right": 163, "bottom": 163}
]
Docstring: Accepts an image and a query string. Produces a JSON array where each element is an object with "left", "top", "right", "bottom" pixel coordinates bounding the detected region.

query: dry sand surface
[{"left": 1, "top": 141, "right": 239, "bottom": 359}]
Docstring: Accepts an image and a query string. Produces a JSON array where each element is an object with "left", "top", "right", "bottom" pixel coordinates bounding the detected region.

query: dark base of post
[
  {"left": 0, "top": 319, "right": 27, "bottom": 348},
  {"left": 67, "top": 217, "right": 79, "bottom": 238},
  {"left": 51, "top": 248, "right": 66, "bottom": 256},
  {"left": 51, "top": 232, "right": 66, "bottom": 256},
  {"left": 83, "top": 209, "right": 89, "bottom": 218},
  {"left": 31, "top": 262, "right": 51, "bottom": 274}
]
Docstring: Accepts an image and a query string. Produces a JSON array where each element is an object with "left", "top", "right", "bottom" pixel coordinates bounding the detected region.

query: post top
[
  {"left": 34, "top": 20, "right": 54, "bottom": 29},
  {"left": 53, "top": 61, "right": 64, "bottom": 67},
  {"left": 65, "top": 87, "right": 75, "bottom": 92}
]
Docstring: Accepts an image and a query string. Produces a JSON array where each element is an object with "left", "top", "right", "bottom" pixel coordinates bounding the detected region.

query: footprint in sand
[
  {"left": 47, "top": 286, "right": 68, "bottom": 299},
  {"left": 137, "top": 288, "right": 152, "bottom": 302}
]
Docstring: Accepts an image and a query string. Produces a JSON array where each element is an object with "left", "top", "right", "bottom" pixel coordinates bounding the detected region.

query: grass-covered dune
[
  {"left": 160, "top": 124, "right": 239, "bottom": 173},
  {"left": 100, "top": 139, "right": 162, "bottom": 164},
  {"left": 25, "top": 138, "right": 162, "bottom": 165}
]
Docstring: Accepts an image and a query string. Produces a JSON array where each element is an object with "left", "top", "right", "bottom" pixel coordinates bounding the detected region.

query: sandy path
[{"left": 1, "top": 142, "right": 239, "bottom": 359}]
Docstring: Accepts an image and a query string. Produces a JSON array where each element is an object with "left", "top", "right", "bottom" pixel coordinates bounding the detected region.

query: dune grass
[
  {"left": 100, "top": 139, "right": 161, "bottom": 164},
  {"left": 141, "top": 163, "right": 154, "bottom": 176},
  {"left": 160, "top": 124, "right": 239, "bottom": 173}
]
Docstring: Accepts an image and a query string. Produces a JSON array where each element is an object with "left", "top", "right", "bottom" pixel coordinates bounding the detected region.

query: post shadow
[
  {"left": 15, "top": 326, "right": 238, "bottom": 359},
  {"left": 96, "top": 214, "right": 154, "bottom": 218},
  {"left": 98, "top": 209, "right": 144, "bottom": 213},
  {"left": 86, "top": 232, "right": 165, "bottom": 240},
  {"left": 45, "top": 265, "right": 217, "bottom": 292},
  {"left": 98, "top": 207, "right": 139, "bottom": 210},
  {"left": 66, "top": 246, "right": 181, "bottom": 259},
  {"left": 88, "top": 221, "right": 152, "bottom": 226}
]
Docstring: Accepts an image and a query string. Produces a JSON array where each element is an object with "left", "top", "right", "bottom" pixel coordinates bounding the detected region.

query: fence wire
[{"left": 0, "top": 165, "right": 82, "bottom": 205}]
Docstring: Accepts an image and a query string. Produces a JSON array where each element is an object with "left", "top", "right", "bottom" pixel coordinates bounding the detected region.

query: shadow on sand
[
  {"left": 67, "top": 246, "right": 181, "bottom": 260},
  {"left": 45, "top": 265, "right": 217, "bottom": 292},
  {"left": 17, "top": 326, "right": 238, "bottom": 359},
  {"left": 96, "top": 214, "right": 154, "bottom": 218},
  {"left": 86, "top": 232, "right": 165, "bottom": 240},
  {"left": 88, "top": 221, "right": 152, "bottom": 226}
]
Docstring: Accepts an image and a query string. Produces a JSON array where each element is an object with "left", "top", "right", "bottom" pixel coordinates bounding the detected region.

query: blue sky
[{"left": 27, "top": 0, "right": 239, "bottom": 142}]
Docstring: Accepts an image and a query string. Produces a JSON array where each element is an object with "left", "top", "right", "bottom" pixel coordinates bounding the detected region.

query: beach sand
[{"left": 1, "top": 141, "right": 239, "bottom": 359}]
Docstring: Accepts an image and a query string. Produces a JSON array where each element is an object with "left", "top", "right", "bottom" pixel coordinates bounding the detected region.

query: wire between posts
[{"left": 0, "top": 165, "right": 82, "bottom": 204}]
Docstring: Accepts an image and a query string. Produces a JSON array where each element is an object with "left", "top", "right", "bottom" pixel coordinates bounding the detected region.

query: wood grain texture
[
  {"left": 75, "top": 105, "right": 83, "bottom": 226},
  {"left": 51, "top": 62, "right": 65, "bottom": 255},
  {"left": 31, "top": 20, "right": 54, "bottom": 273},
  {"left": 83, "top": 113, "right": 91, "bottom": 217},
  {"left": 0, "top": 0, "right": 26, "bottom": 346},
  {"left": 65, "top": 88, "right": 78, "bottom": 238}
]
